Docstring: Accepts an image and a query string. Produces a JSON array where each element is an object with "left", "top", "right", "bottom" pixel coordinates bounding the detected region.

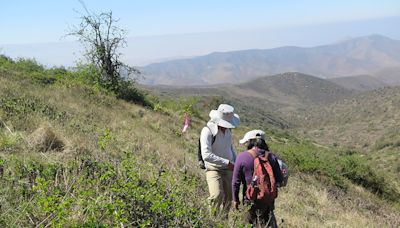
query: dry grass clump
[{"left": 28, "top": 124, "right": 64, "bottom": 152}]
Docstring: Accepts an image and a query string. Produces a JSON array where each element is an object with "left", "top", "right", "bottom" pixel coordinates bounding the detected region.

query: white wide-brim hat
[
  {"left": 209, "top": 104, "right": 240, "bottom": 129},
  {"left": 239, "top": 129, "right": 265, "bottom": 144}
]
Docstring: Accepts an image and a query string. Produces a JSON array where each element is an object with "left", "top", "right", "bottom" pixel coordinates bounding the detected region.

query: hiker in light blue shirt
[{"left": 200, "top": 104, "right": 239, "bottom": 217}]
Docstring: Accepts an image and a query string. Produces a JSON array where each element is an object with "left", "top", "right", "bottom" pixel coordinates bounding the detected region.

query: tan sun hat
[
  {"left": 209, "top": 104, "right": 240, "bottom": 129},
  {"left": 239, "top": 129, "right": 265, "bottom": 144}
]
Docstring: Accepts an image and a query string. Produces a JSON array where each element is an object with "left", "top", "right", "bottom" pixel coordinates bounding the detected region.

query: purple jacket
[{"left": 232, "top": 149, "right": 283, "bottom": 202}]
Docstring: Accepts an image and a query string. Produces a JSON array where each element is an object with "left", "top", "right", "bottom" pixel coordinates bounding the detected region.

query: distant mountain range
[
  {"left": 148, "top": 72, "right": 356, "bottom": 128},
  {"left": 141, "top": 34, "right": 400, "bottom": 86}
]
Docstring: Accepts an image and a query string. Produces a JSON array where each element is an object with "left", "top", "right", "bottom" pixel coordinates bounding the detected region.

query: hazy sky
[
  {"left": 1, "top": 0, "right": 400, "bottom": 65},
  {"left": 1, "top": 0, "right": 399, "bottom": 44}
]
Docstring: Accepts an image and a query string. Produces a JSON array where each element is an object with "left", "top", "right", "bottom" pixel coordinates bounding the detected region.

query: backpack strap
[
  {"left": 198, "top": 126, "right": 216, "bottom": 166},
  {"left": 205, "top": 125, "right": 216, "bottom": 144}
]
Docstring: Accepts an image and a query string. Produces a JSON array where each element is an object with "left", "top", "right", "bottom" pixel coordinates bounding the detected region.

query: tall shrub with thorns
[{"left": 67, "top": 3, "right": 140, "bottom": 94}]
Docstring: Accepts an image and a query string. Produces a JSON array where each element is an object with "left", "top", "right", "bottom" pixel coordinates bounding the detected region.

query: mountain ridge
[
  {"left": 328, "top": 74, "right": 389, "bottom": 91},
  {"left": 141, "top": 34, "right": 400, "bottom": 85},
  {"left": 147, "top": 72, "right": 355, "bottom": 129}
]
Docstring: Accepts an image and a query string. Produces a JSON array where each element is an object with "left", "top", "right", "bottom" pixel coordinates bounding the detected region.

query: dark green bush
[
  {"left": 339, "top": 155, "right": 400, "bottom": 202},
  {"left": 271, "top": 140, "right": 399, "bottom": 201},
  {"left": 0, "top": 55, "right": 14, "bottom": 66},
  {"left": 116, "top": 80, "right": 152, "bottom": 106}
]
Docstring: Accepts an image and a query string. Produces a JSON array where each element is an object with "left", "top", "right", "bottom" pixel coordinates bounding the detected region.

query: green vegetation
[
  {"left": 0, "top": 152, "right": 209, "bottom": 227},
  {"left": 67, "top": 6, "right": 143, "bottom": 100},
  {"left": 270, "top": 137, "right": 399, "bottom": 202},
  {"left": 0, "top": 55, "right": 399, "bottom": 226},
  {"left": 0, "top": 55, "right": 149, "bottom": 106},
  {"left": 0, "top": 55, "right": 214, "bottom": 226},
  {"left": 287, "top": 85, "right": 400, "bottom": 191}
]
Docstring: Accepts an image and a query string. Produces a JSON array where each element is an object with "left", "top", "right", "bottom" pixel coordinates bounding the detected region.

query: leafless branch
[{"left": 66, "top": 3, "right": 140, "bottom": 92}]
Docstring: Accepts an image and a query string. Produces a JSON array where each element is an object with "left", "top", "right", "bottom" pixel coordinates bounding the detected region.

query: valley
[{"left": 149, "top": 71, "right": 400, "bottom": 192}]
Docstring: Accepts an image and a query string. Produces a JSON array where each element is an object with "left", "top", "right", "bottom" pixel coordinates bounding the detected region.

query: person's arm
[
  {"left": 232, "top": 155, "right": 243, "bottom": 206},
  {"left": 200, "top": 127, "right": 229, "bottom": 166},
  {"left": 268, "top": 152, "right": 283, "bottom": 184}
]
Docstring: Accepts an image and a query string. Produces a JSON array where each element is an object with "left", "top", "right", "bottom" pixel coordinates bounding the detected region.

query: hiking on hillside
[
  {"left": 232, "top": 130, "right": 285, "bottom": 227},
  {"left": 199, "top": 104, "right": 240, "bottom": 217}
]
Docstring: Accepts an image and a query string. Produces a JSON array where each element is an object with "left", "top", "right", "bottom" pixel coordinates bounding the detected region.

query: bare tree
[{"left": 67, "top": 3, "right": 139, "bottom": 93}]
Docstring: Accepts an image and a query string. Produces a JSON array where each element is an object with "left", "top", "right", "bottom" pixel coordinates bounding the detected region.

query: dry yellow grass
[
  {"left": 275, "top": 174, "right": 400, "bottom": 227},
  {"left": 27, "top": 124, "right": 64, "bottom": 152}
]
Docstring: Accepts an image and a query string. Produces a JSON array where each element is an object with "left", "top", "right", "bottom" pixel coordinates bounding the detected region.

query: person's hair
[{"left": 247, "top": 138, "right": 269, "bottom": 151}]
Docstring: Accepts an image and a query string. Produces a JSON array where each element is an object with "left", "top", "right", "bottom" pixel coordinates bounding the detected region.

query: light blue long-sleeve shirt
[{"left": 200, "top": 122, "right": 236, "bottom": 170}]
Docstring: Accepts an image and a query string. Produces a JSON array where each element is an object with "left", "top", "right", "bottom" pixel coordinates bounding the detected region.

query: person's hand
[
  {"left": 232, "top": 201, "right": 239, "bottom": 210},
  {"left": 228, "top": 162, "right": 234, "bottom": 171}
]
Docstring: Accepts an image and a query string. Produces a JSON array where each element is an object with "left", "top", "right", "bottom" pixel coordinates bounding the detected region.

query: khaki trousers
[{"left": 205, "top": 169, "right": 233, "bottom": 216}]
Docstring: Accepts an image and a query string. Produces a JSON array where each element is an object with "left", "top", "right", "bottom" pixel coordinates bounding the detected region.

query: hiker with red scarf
[{"left": 232, "top": 130, "right": 283, "bottom": 227}]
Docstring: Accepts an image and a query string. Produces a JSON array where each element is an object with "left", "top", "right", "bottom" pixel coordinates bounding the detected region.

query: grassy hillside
[
  {"left": 235, "top": 72, "right": 354, "bottom": 107},
  {"left": 0, "top": 57, "right": 215, "bottom": 227},
  {"left": 373, "top": 66, "right": 400, "bottom": 85},
  {"left": 287, "top": 86, "right": 400, "bottom": 193},
  {"left": 328, "top": 74, "right": 388, "bottom": 91},
  {"left": 0, "top": 56, "right": 399, "bottom": 227}
]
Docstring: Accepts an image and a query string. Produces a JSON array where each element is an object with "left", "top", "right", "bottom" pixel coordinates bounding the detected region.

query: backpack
[
  {"left": 198, "top": 126, "right": 216, "bottom": 169},
  {"left": 278, "top": 159, "right": 289, "bottom": 187},
  {"left": 246, "top": 153, "right": 278, "bottom": 205}
]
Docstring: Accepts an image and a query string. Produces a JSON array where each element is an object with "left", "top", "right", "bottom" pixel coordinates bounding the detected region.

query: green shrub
[
  {"left": 0, "top": 96, "right": 59, "bottom": 120},
  {"left": 14, "top": 58, "right": 44, "bottom": 73},
  {"left": 0, "top": 55, "right": 15, "bottom": 68},
  {"left": 97, "top": 128, "right": 114, "bottom": 150},
  {"left": 0, "top": 131, "right": 20, "bottom": 150},
  {"left": 150, "top": 96, "right": 202, "bottom": 119},
  {"left": 339, "top": 155, "right": 400, "bottom": 202},
  {"left": 0, "top": 153, "right": 214, "bottom": 227},
  {"left": 271, "top": 138, "right": 399, "bottom": 200},
  {"left": 116, "top": 80, "right": 151, "bottom": 106}
]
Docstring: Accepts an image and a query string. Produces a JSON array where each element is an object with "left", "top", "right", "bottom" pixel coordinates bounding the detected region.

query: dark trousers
[{"left": 247, "top": 202, "right": 278, "bottom": 228}]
